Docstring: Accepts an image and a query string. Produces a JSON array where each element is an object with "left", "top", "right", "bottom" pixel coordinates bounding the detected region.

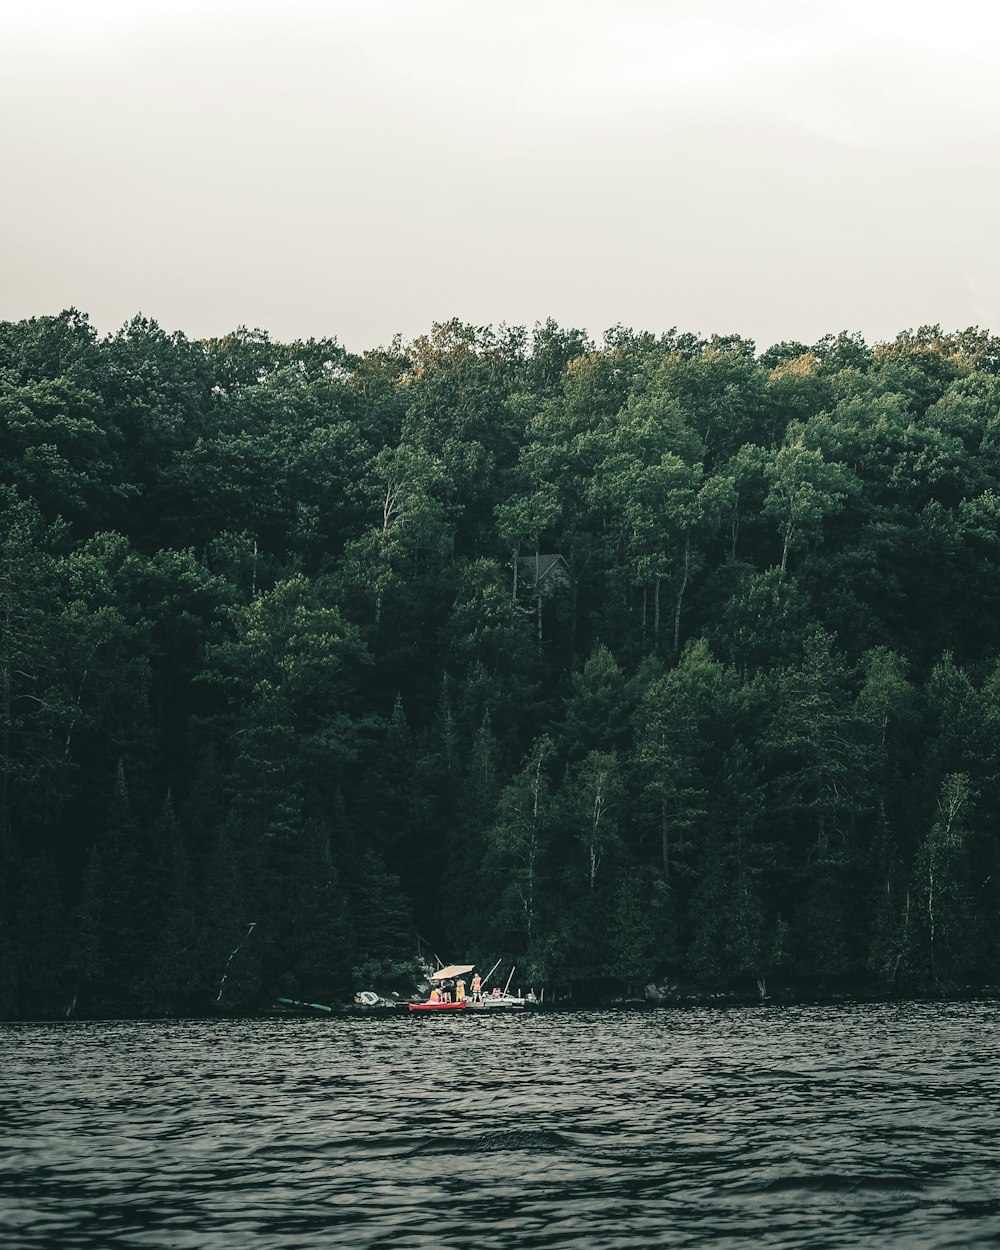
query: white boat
[{"left": 469, "top": 991, "right": 526, "bottom": 1010}]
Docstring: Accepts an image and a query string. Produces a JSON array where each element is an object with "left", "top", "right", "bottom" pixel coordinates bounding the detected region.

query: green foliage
[
  {"left": 5, "top": 308, "right": 1000, "bottom": 1016},
  {"left": 913, "top": 773, "right": 977, "bottom": 987},
  {"left": 485, "top": 735, "right": 556, "bottom": 945}
]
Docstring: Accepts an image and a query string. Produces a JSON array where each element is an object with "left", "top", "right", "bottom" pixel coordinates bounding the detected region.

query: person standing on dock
[
  {"left": 471, "top": 972, "right": 481, "bottom": 1002},
  {"left": 456, "top": 978, "right": 466, "bottom": 1001}
]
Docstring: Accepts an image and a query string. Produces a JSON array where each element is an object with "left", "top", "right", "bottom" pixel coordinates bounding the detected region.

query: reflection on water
[{"left": 3, "top": 1003, "right": 1000, "bottom": 1248}]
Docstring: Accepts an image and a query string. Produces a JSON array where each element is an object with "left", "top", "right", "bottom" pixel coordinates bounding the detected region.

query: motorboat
[{"left": 467, "top": 990, "right": 525, "bottom": 1010}]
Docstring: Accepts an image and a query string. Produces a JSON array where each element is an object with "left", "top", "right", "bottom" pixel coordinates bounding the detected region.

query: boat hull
[{"left": 408, "top": 1000, "right": 469, "bottom": 1012}]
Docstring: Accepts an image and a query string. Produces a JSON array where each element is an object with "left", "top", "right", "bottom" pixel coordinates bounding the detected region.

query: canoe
[{"left": 408, "top": 1000, "right": 469, "bottom": 1012}]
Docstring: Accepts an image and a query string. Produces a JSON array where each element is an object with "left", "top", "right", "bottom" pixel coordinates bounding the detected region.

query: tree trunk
[
  {"left": 927, "top": 863, "right": 936, "bottom": 980},
  {"left": 661, "top": 796, "right": 670, "bottom": 883},
  {"left": 569, "top": 562, "right": 578, "bottom": 662},
  {"left": 672, "top": 530, "right": 691, "bottom": 655},
  {"left": 780, "top": 523, "right": 793, "bottom": 576},
  {"left": 535, "top": 542, "right": 542, "bottom": 645},
  {"left": 654, "top": 577, "right": 661, "bottom": 649}
]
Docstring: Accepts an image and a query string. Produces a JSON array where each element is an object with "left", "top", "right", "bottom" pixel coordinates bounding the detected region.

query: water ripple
[{"left": 3, "top": 1004, "right": 1000, "bottom": 1248}]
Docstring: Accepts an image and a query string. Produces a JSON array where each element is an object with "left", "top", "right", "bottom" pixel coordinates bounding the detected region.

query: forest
[{"left": 2, "top": 309, "right": 1000, "bottom": 1017}]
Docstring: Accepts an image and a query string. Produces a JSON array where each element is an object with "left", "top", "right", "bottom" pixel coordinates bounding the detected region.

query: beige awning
[{"left": 429, "top": 964, "right": 475, "bottom": 980}]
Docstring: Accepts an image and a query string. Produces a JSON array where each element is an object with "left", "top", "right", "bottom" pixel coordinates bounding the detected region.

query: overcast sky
[{"left": 2, "top": 0, "right": 998, "bottom": 352}]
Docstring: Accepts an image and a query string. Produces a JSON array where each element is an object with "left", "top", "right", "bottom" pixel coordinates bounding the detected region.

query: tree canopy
[{"left": 3, "top": 309, "right": 1000, "bottom": 1016}]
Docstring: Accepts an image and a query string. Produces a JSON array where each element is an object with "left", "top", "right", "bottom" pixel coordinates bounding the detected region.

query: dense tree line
[{"left": 2, "top": 309, "right": 1000, "bottom": 1016}]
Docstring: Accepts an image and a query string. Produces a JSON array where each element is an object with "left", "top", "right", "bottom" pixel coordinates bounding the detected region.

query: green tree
[
  {"left": 766, "top": 629, "right": 864, "bottom": 857},
  {"left": 568, "top": 750, "right": 622, "bottom": 891},
  {"left": 341, "top": 444, "right": 450, "bottom": 625},
  {"left": 635, "top": 639, "right": 740, "bottom": 883},
  {"left": 763, "top": 436, "right": 858, "bottom": 575},
  {"left": 914, "top": 773, "right": 977, "bottom": 987},
  {"left": 687, "top": 744, "right": 781, "bottom": 993},
  {"left": 561, "top": 645, "right": 634, "bottom": 761},
  {"left": 485, "top": 735, "right": 556, "bottom": 946},
  {"left": 72, "top": 762, "right": 149, "bottom": 1013}
]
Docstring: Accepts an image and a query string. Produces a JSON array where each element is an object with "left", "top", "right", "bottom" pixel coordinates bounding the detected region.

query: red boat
[{"left": 408, "top": 999, "right": 469, "bottom": 1013}]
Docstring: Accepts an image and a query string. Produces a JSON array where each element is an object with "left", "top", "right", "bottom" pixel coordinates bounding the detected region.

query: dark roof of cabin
[{"left": 517, "top": 554, "right": 568, "bottom": 583}]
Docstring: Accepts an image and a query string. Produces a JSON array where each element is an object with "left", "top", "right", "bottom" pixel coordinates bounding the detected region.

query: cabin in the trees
[
  {"left": 517, "top": 553, "right": 570, "bottom": 598},
  {"left": 515, "top": 554, "right": 570, "bottom": 642}
]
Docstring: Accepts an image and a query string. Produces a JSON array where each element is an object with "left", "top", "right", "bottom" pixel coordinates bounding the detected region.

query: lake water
[{"left": 2, "top": 1002, "right": 999, "bottom": 1249}]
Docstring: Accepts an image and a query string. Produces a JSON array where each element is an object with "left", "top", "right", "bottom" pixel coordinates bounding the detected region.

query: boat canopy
[{"left": 429, "top": 964, "right": 475, "bottom": 980}]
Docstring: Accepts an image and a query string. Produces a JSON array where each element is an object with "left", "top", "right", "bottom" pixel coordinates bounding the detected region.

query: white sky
[{"left": 2, "top": 0, "right": 999, "bottom": 351}]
